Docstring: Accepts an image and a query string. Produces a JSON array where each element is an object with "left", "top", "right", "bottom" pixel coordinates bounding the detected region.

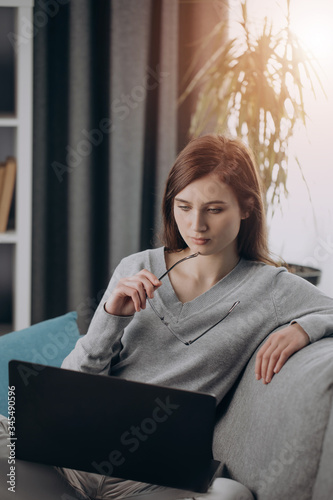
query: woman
[
  {"left": 1, "top": 135, "right": 333, "bottom": 499},
  {"left": 57, "top": 134, "right": 333, "bottom": 499}
]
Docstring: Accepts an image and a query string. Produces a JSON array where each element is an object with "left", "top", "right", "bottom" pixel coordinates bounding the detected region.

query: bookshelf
[{"left": 0, "top": 1, "right": 34, "bottom": 334}]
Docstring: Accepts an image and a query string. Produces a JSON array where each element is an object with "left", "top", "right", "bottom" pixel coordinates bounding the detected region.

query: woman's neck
[{"left": 166, "top": 246, "right": 240, "bottom": 287}]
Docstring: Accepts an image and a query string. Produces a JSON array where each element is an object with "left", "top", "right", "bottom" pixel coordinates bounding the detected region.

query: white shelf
[
  {"left": 0, "top": 3, "right": 33, "bottom": 331},
  {"left": 0, "top": 1, "right": 33, "bottom": 6},
  {"left": 0, "top": 230, "right": 18, "bottom": 243},
  {"left": 0, "top": 117, "right": 19, "bottom": 127}
]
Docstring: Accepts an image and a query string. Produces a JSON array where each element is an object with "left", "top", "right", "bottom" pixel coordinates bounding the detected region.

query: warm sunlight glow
[
  {"left": 228, "top": 1, "right": 333, "bottom": 297},
  {"left": 290, "top": 4, "right": 333, "bottom": 63},
  {"left": 235, "top": 0, "right": 333, "bottom": 69}
]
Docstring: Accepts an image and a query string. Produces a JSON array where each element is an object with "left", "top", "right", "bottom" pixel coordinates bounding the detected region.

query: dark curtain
[{"left": 32, "top": 0, "right": 224, "bottom": 332}]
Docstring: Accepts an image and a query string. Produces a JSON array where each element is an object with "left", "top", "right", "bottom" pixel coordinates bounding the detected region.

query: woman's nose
[{"left": 190, "top": 211, "right": 208, "bottom": 232}]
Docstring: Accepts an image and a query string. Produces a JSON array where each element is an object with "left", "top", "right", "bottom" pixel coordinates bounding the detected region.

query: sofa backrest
[{"left": 213, "top": 337, "right": 333, "bottom": 500}]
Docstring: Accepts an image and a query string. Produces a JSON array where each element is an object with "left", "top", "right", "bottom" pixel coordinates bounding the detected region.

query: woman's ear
[{"left": 241, "top": 197, "right": 254, "bottom": 219}]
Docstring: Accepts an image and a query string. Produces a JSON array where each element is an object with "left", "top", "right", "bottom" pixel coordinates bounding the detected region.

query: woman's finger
[
  {"left": 112, "top": 283, "right": 143, "bottom": 313},
  {"left": 272, "top": 346, "right": 293, "bottom": 375},
  {"left": 136, "top": 269, "right": 162, "bottom": 289},
  {"left": 120, "top": 279, "right": 151, "bottom": 310},
  {"left": 255, "top": 324, "right": 310, "bottom": 384},
  {"left": 256, "top": 333, "right": 287, "bottom": 382},
  {"left": 107, "top": 270, "right": 162, "bottom": 315},
  {"left": 255, "top": 338, "right": 272, "bottom": 380},
  {"left": 124, "top": 275, "right": 160, "bottom": 300},
  {"left": 259, "top": 343, "right": 279, "bottom": 383},
  {"left": 264, "top": 346, "right": 288, "bottom": 383}
]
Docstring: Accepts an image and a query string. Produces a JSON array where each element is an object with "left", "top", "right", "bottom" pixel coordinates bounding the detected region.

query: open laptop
[{"left": 8, "top": 360, "right": 220, "bottom": 493}]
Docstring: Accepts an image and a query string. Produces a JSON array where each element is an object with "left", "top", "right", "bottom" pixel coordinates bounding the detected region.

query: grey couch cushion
[{"left": 213, "top": 337, "right": 333, "bottom": 500}]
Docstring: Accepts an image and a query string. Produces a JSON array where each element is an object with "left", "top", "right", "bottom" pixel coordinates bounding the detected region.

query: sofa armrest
[
  {"left": 0, "top": 312, "right": 82, "bottom": 418},
  {"left": 213, "top": 337, "right": 333, "bottom": 500}
]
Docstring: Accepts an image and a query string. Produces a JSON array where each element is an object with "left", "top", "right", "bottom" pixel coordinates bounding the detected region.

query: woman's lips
[{"left": 191, "top": 237, "right": 210, "bottom": 245}]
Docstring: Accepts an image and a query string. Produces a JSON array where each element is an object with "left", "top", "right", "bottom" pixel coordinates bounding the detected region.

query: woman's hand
[
  {"left": 104, "top": 270, "right": 162, "bottom": 317},
  {"left": 255, "top": 323, "right": 310, "bottom": 384}
]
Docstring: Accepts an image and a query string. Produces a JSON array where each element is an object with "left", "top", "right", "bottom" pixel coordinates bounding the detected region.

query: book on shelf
[
  {"left": 0, "top": 156, "right": 16, "bottom": 233},
  {"left": 0, "top": 162, "right": 6, "bottom": 199}
]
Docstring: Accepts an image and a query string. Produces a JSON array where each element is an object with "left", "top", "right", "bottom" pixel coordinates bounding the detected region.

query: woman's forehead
[{"left": 175, "top": 174, "right": 237, "bottom": 203}]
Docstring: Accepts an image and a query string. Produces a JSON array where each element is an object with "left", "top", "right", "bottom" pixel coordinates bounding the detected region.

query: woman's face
[{"left": 173, "top": 174, "right": 244, "bottom": 258}]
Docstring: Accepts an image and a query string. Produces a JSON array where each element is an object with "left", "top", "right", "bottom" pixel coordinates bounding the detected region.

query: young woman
[
  {"left": 1, "top": 135, "right": 333, "bottom": 500},
  {"left": 56, "top": 134, "right": 333, "bottom": 499}
]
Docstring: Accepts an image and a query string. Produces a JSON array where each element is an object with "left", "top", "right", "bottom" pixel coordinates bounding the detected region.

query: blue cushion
[{"left": 0, "top": 311, "right": 81, "bottom": 417}]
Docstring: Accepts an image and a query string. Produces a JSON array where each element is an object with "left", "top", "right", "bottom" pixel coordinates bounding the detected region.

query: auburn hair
[{"left": 159, "top": 134, "right": 277, "bottom": 266}]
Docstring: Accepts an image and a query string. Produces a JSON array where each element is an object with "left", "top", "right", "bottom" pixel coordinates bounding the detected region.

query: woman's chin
[{"left": 188, "top": 246, "right": 209, "bottom": 256}]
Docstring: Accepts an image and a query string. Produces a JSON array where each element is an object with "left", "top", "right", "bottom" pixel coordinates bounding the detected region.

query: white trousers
[{"left": 0, "top": 415, "right": 253, "bottom": 500}]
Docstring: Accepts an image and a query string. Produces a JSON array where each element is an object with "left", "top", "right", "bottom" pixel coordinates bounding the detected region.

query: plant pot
[{"left": 287, "top": 263, "right": 322, "bottom": 287}]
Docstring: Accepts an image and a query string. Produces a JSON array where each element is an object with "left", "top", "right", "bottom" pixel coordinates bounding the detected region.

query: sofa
[
  {"left": 0, "top": 312, "right": 82, "bottom": 418},
  {"left": 0, "top": 311, "right": 332, "bottom": 499}
]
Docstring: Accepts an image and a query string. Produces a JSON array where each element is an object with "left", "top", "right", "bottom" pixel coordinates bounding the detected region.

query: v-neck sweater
[{"left": 62, "top": 247, "right": 333, "bottom": 405}]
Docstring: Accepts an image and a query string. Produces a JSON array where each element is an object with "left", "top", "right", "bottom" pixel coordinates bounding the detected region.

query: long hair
[{"left": 160, "top": 134, "right": 277, "bottom": 266}]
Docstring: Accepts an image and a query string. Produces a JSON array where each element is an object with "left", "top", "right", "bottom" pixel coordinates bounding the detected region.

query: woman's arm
[
  {"left": 61, "top": 261, "right": 161, "bottom": 375},
  {"left": 255, "top": 268, "right": 333, "bottom": 384},
  {"left": 255, "top": 322, "right": 309, "bottom": 384}
]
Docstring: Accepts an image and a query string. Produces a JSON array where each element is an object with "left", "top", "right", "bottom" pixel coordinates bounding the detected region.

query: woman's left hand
[{"left": 255, "top": 323, "right": 310, "bottom": 384}]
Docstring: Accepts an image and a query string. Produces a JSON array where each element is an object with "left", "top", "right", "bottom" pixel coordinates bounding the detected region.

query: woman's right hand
[{"left": 104, "top": 270, "right": 162, "bottom": 317}]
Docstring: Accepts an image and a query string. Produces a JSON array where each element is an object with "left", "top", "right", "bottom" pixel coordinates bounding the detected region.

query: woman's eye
[
  {"left": 178, "top": 205, "right": 191, "bottom": 211},
  {"left": 208, "top": 208, "right": 222, "bottom": 213}
]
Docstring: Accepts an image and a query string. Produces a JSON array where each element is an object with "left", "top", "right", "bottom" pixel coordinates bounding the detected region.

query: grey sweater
[{"left": 62, "top": 247, "right": 333, "bottom": 405}]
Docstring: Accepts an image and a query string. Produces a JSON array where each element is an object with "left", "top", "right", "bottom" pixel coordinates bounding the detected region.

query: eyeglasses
[
  {"left": 157, "top": 251, "right": 200, "bottom": 281},
  {"left": 149, "top": 252, "right": 240, "bottom": 345}
]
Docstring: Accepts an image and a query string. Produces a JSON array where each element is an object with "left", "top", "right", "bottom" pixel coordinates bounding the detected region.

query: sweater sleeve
[
  {"left": 61, "top": 260, "right": 134, "bottom": 375},
  {"left": 271, "top": 268, "right": 333, "bottom": 343}
]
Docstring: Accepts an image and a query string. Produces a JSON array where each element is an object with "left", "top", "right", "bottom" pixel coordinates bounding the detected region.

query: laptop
[{"left": 8, "top": 360, "right": 220, "bottom": 493}]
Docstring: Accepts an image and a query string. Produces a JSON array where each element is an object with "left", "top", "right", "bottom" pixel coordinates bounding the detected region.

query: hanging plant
[{"left": 179, "top": 0, "right": 325, "bottom": 213}]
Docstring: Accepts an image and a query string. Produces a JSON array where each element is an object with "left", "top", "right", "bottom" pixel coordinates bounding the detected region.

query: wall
[
  {"left": 268, "top": 2, "right": 333, "bottom": 298},
  {"left": 228, "top": 0, "right": 333, "bottom": 297}
]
